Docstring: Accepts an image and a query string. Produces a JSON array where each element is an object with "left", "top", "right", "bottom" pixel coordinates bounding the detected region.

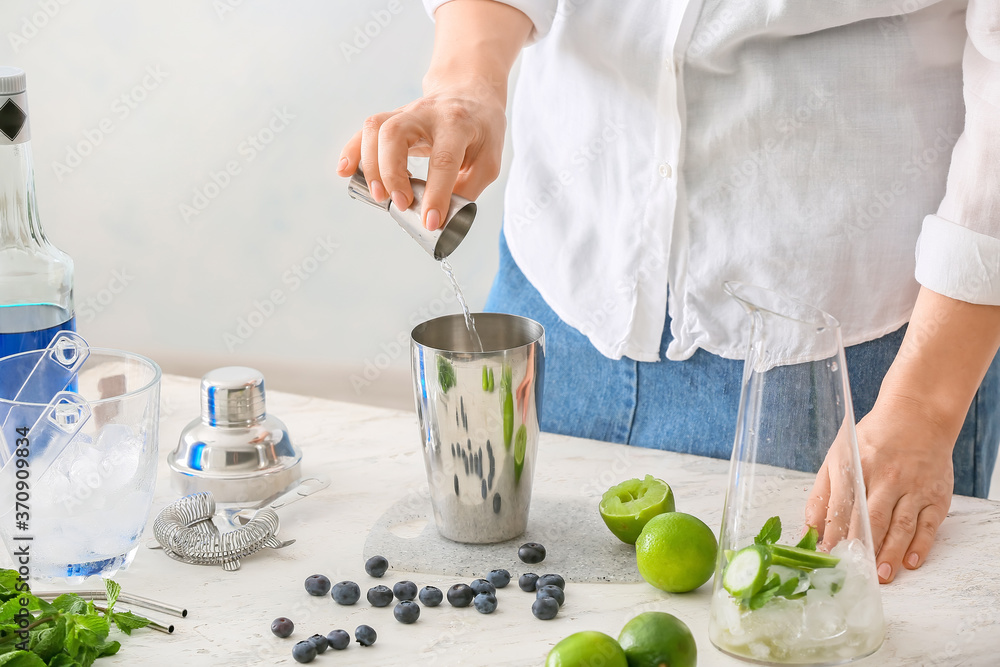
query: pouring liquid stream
[{"left": 439, "top": 259, "right": 484, "bottom": 353}]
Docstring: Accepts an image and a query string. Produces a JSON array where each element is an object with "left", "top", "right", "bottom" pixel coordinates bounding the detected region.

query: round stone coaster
[{"left": 363, "top": 494, "right": 643, "bottom": 583}]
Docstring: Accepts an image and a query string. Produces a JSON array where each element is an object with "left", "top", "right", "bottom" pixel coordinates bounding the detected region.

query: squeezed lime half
[{"left": 599, "top": 475, "right": 675, "bottom": 545}]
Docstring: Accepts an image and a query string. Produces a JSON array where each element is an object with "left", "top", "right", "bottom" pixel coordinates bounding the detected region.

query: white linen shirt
[{"left": 424, "top": 0, "right": 1000, "bottom": 364}]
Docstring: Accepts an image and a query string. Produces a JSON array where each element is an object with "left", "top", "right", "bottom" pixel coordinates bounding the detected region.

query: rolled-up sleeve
[
  {"left": 915, "top": 0, "right": 1000, "bottom": 305},
  {"left": 422, "top": 0, "right": 558, "bottom": 44}
]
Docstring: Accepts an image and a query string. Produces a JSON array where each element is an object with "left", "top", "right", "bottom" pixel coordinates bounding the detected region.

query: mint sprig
[{"left": 0, "top": 569, "right": 149, "bottom": 666}]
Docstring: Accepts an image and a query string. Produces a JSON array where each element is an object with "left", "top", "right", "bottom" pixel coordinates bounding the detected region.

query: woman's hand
[
  {"left": 807, "top": 287, "right": 1000, "bottom": 583},
  {"left": 807, "top": 395, "right": 954, "bottom": 583},
  {"left": 336, "top": 0, "right": 533, "bottom": 231},
  {"left": 337, "top": 83, "right": 507, "bottom": 231}
]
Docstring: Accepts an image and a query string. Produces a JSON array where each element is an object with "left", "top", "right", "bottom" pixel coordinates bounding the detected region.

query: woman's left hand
[{"left": 807, "top": 393, "right": 954, "bottom": 584}]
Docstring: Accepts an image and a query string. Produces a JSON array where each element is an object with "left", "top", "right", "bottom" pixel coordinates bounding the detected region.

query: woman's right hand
[
  {"left": 336, "top": 0, "right": 533, "bottom": 231},
  {"left": 336, "top": 80, "right": 507, "bottom": 231}
]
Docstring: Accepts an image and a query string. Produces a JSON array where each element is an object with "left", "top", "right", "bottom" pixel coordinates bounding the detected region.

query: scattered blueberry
[
  {"left": 536, "top": 584, "right": 565, "bottom": 607},
  {"left": 393, "top": 600, "right": 421, "bottom": 624},
  {"left": 365, "top": 555, "right": 389, "bottom": 578},
  {"left": 419, "top": 586, "right": 443, "bottom": 607},
  {"left": 532, "top": 596, "right": 559, "bottom": 620},
  {"left": 271, "top": 617, "right": 294, "bottom": 638},
  {"left": 470, "top": 578, "right": 496, "bottom": 596},
  {"left": 307, "top": 634, "right": 329, "bottom": 654},
  {"left": 537, "top": 574, "right": 565, "bottom": 590},
  {"left": 355, "top": 624, "right": 377, "bottom": 647},
  {"left": 292, "top": 640, "right": 317, "bottom": 663},
  {"left": 326, "top": 629, "right": 350, "bottom": 650},
  {"left": 447, "top": 583, "right": 474, "bottom": 607},
  {"left": 367, "top": 585, "right": 394, "bottom": 607},
  {"left": 518, "top": 573, "right": 539, "bottom": 592},
  {"left": 518, "top": 542, "right": 546, "bottom": 564},
  {"left": 332, "top": 581, "right": 361, "bottom": 605},
  {"left": 304, "top": 574, "right": 331, "bottom": 597},
  {"left": 393, "top": 580, "right": 418, "bottom": 601},
  {"left": 473, "top": 592, "right": 498, "bottom": 614},
  {"left": 487, "top": 569, "right": 511, "bottom": 588}
]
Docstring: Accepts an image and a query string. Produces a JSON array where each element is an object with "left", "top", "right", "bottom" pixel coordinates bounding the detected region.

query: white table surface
[{"left": 29, "top": 375, "right": 1000, "bottom": 666}]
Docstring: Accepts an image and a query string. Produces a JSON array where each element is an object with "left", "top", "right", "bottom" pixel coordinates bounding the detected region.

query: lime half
[{"left": 599, "top": 475, "right": 675, "bottom": 544}]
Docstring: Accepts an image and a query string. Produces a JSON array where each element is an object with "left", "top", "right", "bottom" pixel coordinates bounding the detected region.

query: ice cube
[
  {"left": 803, "top": 599, "right": 847, "bottom": 640},
  {"left": 749, "top": 642, "right": 771, "bottom": 660},
  {"left": 94, "top": 424, "right": 134, "bottom": 452}
]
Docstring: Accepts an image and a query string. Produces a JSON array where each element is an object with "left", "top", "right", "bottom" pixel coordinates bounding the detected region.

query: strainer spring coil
[{"left": 153, "top": 492, "right": 288, "bottom": 571}]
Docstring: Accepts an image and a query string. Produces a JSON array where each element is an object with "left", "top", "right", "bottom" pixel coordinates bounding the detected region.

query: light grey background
[{"left": 3, "top": 0, "right": 509, "bottom": 410}]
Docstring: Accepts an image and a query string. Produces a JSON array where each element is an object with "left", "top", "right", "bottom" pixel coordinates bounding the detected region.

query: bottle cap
[
  {"left": 0, "top": 67, "right": 27, "bottom": 95},
  {"left": 200, "top": 366, "right": 267, "bottom": 427}
]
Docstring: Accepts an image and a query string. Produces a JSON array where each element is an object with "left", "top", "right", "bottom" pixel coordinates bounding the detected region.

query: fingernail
[
  {"left": 906, "top": 552, "right": 919, "bottom": 568},
  {"left": 425, "top": 208, "right": 441, "bottom": 231},
  {"left": 800, "top": 525, "right": 809, "bottom": 537},
  {"left": 390, "top": 190, "right": 408, "bottom": 210},
  {"left": 370, "top": 180, "right": 386, "bottom": 202},
  {"left": 877, "top": 563, "right": 891, "bottom": 581},
  {"left": 338, "top": 157, "right": 348, "bottom": 172}
]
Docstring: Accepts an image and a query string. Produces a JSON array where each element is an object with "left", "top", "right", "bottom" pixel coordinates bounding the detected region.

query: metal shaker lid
[{"left": 201, "top": 366, "right": 267, "bottom": 427}]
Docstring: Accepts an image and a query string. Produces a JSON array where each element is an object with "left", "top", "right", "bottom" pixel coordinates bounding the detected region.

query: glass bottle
[
  {"left": 708, "top": 282, "right": 884, "bottom": 665},
  {"left": 0, "top": 66, "right": 75, "bottom": 362}
]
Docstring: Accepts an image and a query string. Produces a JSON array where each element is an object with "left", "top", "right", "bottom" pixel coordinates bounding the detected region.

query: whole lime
[
  {"left": 635, "top": 512, "right": 717, "bottom": 593},
  {"left": 545, "top": 631, "right": 629, "bottom": 667},
  {"left": 618, "top": 611, "right": 697, "bottom": 667}
]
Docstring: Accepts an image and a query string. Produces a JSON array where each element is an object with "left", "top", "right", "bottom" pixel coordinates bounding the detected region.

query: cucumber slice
[
  {"left": 771, "top": 544, "right": 840, "bottom": 570},
  {"left": 723, "top": 545, "right": 772, "bottom": 599}
]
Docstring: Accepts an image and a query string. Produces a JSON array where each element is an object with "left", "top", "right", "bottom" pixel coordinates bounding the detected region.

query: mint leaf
[
  {"left": 796, "top": 525, "right": 819, "bottom": 551},
  {"left": 109, "top": 613, "right": 149, "bottom": 637},
  {"left": 102, "top": 582, "right": 120, "bottom": 618},
  {"left": 48, "top": 597, "right": 85, "bottom": 616},
  {"left": 46, "top": 655, "right": 79, "bottom": 667},
  {"left": 95, "top": 640, "right": 120, "bottom": 657},
  {"left": 754, "top": 516, "right": 782, "bottom": 546},
  {"left": 0, "top": 651, "right": 47, "bottom": 667},
  {"left": 27, "top": 618, "right": 65, "bottom": 660},
  {"left": 69, "top": 614, "right": 108, "bottom": 641}
]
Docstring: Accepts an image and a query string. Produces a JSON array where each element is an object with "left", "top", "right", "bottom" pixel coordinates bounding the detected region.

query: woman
[{"left": 337, "top": 0, "right": 1000, "bottom": 585}]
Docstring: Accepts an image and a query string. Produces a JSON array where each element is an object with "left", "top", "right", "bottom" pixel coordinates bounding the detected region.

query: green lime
[
  {"left": 545, "top": 631, "right": 629, "bottom": 667},
  {"left": 514, "top": 424, "right": 527, "bottom": 483},
  {"left": 618, "top": 611, "right": 697, "bottom": 667},
  {"left": 599, "top": 475, "right": 676, "bottom": 544},
  {"left": 635, "top": 512, "right": 717, "bottom": 593}
]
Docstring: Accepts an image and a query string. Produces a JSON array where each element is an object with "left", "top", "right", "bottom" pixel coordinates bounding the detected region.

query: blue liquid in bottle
[{"left": 0, "top": 304, "right": 76, "bottom": 359}]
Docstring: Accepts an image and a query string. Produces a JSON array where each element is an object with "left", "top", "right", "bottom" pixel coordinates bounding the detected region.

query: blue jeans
[{"left": 484, "top": 232, "right": 1000, "bottom": 498}]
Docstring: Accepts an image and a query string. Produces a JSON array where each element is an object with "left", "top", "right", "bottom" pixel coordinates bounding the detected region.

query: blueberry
[
  {"left": 326, "top": 629, "right": 350, "bottom": 650},
  {"left": 486, "top": 569, "right": 511, "bottom": 588},
  {"left": 537, "top": 574, "right": 565, "bottom": 590},
  {"left": 365, "top": 555, "right": 389, "bottom": 578},
  {"left": 304, "top": 574, "right": 331, "bottom": 597},
  {"left": 393, "top": 600, "right": 421, "bottom": 624},
  {"left": 419, "top": 586, "right": 443, "bottom": 607},
  {"left": 470, "top": 578, "right": 496, "bottom": 596},
  {"left": 531, "top": 596, "right": 559, "bottom": 620},
  {"left": 473, "top": 592, "right": 498, "bottom": 614},
  {"left": 292, "top": 640, "right": 317, "bottom": 663},
  {"left": 271, "top": 617, "right": 294, "bottom": 638},
  {"left": 446, "top": 583, "right": 474, "bottom": 607},
  {"left": 331, "top": 581, "right": 361, "bottom": 605},
  {"left": 307, "top": 634, "right": 328, "bottom": 654},
  {"left": 536, "top": 584, "right": 565, "bottom": 607},
  {"left": 367, "top": 585, "right": 393, "bottom": 607},
  {"left": 355, "top": 624, "right": 377, "bottom": 647},
  {"left": 518, "top": 542, "right": 546, "bottom": 564},
  {"left": 518, "top": 573, "right": 539, "bottom": 592},
  {"left": 393, "top": 580, "right": 418, "bottom": 601}
]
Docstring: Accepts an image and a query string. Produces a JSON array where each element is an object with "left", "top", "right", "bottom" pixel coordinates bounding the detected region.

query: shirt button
[{"left": 658, "top": 163, "right": 673, "bottom": 178}]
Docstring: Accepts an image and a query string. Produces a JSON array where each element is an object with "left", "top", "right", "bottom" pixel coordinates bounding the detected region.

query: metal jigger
[
  {"left": 347, "top": 168, "right": 476, "bottom": 260},
  {"left": 168, "top": 367, "right": 301, "bottom": 503}
]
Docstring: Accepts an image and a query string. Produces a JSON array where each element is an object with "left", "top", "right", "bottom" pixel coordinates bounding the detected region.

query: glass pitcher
[{"left": 708, "top": 282, "right": 884, "bottom": 665}]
